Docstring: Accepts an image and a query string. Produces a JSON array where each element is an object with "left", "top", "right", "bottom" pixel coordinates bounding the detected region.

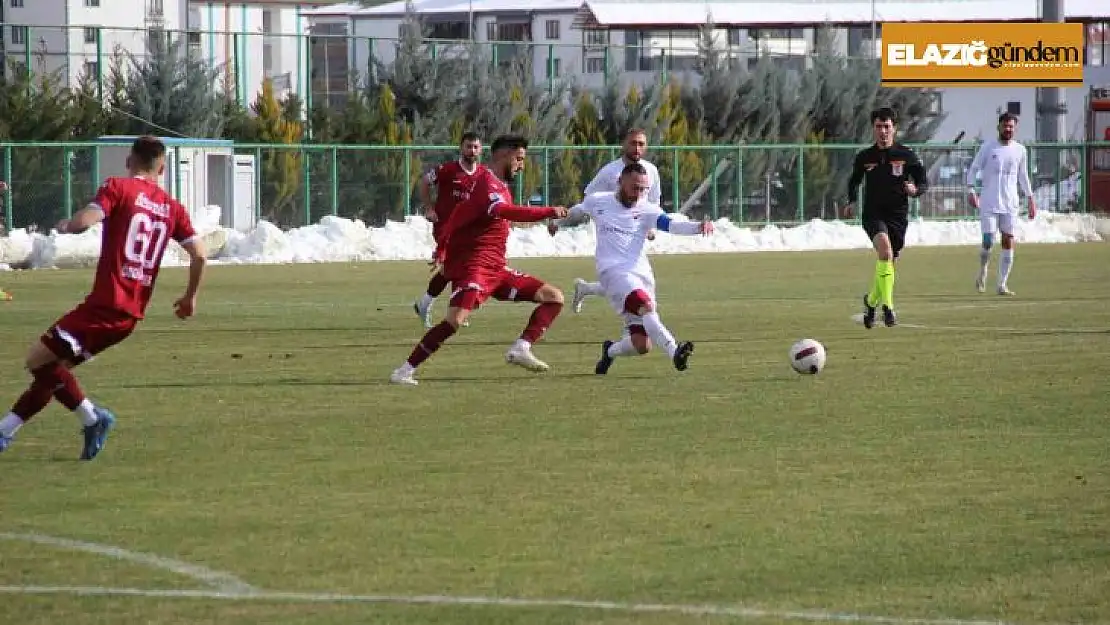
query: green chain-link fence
[{"left": 1, "top": 141, "right": 1104, "bottom": 231}]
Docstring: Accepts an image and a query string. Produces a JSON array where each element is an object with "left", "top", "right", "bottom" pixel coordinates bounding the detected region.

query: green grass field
[{"left": 1, "top": 243, "right": 1109, "bottom": 625}]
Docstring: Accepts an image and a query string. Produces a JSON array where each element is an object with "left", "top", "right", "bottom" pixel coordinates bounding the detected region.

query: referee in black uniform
[{"left": 843, "top": 107, "right": 927, "bottom": 329}]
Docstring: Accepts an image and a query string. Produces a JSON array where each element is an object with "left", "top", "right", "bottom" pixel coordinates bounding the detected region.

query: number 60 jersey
[{"left": 83, "top": 176, "right": 197, "bottom": 319}]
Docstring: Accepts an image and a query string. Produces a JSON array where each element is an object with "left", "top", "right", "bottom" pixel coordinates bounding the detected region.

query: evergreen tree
[
  {"left": 249, "top": 79, "right": 305, "bottom": 226},
  {"left": 110, "top": 32, "right": 228, "bottom": 137}
]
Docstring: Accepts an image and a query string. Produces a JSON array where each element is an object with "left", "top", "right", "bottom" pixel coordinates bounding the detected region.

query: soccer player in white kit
[
  {"left": 965, "top": 113, "right": 1036, "bottom": 296},
  {"left": 550, "top": 162, "right": 713, "bottom": 374},
  {"left": 568, "top": 129, "right": 662, "bottom": 313}
]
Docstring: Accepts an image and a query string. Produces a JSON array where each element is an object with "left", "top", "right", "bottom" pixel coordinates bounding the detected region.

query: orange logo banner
[{"left": 880, "top": 22, "right": 1084, "bottom": 87}]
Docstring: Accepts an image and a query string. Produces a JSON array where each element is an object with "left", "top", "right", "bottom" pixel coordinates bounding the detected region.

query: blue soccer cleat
[{"left": 80, "top": 408, "right": 116, "bottom": 461}]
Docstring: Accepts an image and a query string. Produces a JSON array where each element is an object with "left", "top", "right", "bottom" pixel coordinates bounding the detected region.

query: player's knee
[
  {"left": 623, "top": 289, "right": 654, "bottom": 316},
  {"left": 981, "top": 232, "right": 993, "bottom": 249},
  {"left": 445, "top": 307, "right": 470, "bottom": 329},
  {"left": 534, "top": 283, "right": 564, "bottom": 305}
]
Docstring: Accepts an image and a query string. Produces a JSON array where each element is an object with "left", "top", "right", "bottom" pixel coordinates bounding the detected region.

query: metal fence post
[
  {"left": 303, "top": 146, "right": 312, "bottom": 226},
  {"left": 736, "top": 145, "right": 744, "bottom": 222},
  {"left": 63, "top": 147, "right": 73, "bottom": 219},
  {"left": 404, "top": 147, "right": 413, "bottom": 217},
  {"left": 671, "top": 146, "right": 680, "bottom": 210},
  {"left": 3, "top": 147, "right": 12, "bottom": 229},
  {"left": 796, "top": 145, "right": 805, "bottom": 222},
  {"left": 710, "top": 150, "right": 719, "bottom": 219},
  {"left": 330, "top": 146, "right": 339, "bottom": 216},
  {"left": 95, "top": 28, "right": 104, "bottom": 101},
  {"left": 254, "top": 147, "right": 262, "bottom": 222},
  {"left": 543, "top": 146, "right": 551, "bottom": 205}
]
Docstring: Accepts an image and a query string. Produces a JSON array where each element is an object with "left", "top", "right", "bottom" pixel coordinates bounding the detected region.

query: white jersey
[
  {"left": 584, "top": 157, "right": 662, "bottom": 205},
  {"left": 965, "top": 138, "right": 1033, "bottom": 214}
]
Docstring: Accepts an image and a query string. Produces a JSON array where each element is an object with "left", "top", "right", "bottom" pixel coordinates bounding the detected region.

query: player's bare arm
[
  {"left": 174, "top": 238, "right": 208, "bottom": 320},
  {"left": 418, "top": 172, "right": 437, "bottom": 221},
  {"left": 55, "top": 205, "right": 106, "bottom": 234}
]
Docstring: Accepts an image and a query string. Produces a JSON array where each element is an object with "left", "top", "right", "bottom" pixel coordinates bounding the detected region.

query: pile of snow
[{"left": 1, "top": 205, "right": 1106, "bottom": 271}]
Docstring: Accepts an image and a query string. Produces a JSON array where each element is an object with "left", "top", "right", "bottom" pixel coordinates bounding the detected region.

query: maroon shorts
[
  {"left": 449, "top": 266, "right": 545, "bottom": 311},
  {"left": 41, "top": 304, "right": 138, "bottom": 365}
]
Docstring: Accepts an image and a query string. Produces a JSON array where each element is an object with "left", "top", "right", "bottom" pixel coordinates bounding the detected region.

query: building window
[
  {"left": 11, "top": 25, "right": 26, "bottom": 45},
  {"left": 545, "top": 19, "right": 560, "bottom": 40},
  {"left": 727, "top": 29, "right": 741, "bottom": 46},
  {"left": 187, "top": 31, "right": 202, "bottom": 46},
  {"left": 546, "top": 57, "right": 561, "bottom": 78},
  {"left": 584, "top": 29, "right": 607, "bottom": 46},
  {"left": 749, "top": 28, "right": 805, "bottom": 40},
  {"left": 584, "top": 56, "right": 605, "bottom": 73},
  {"left": 84, "top": 61, "right": 99, "bottom": 78},
  {"left": 1087, "top": 22, "right": 1107, "bottom": 67},
  {"left": 84, "top": 27, "right": 98, "bottom": 44},
  {"left": 486, "top": 21, "right": 496, "bottom": 41},
  {"left": 427, "top": 21, "right": 469, "bottom": 40},
  {"left": 10, "top": 0, "right": 23, "bottom": 7},
  {"left": 85, "top": 0, "right": 100, "bottom": 6}
]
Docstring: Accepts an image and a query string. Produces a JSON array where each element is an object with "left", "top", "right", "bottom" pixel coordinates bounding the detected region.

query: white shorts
[
  {"left": 980, "top": 212, "right": 1016, "bottom": 236},
  {"left": 599, "top": 270, "right": 656, "bottom": 329}
]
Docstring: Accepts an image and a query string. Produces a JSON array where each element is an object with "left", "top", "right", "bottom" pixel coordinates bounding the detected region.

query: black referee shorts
[{"left": 861, "top": 216, "right": 907, "bottom": 258}]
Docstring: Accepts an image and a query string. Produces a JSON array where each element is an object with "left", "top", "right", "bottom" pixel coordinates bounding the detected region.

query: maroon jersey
[
  {"left": 426, "top": 160, "right": 481, "bottom": 222},
  {"left": 83, "top": 176, "right": 197, "bottom": 319},
  {"left": 438, "top": 169, "right": 515, "bottom": 276}
]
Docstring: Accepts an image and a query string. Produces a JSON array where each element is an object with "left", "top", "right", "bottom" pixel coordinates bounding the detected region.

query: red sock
[
  {"left": 407, "top": 321, "right": 457, "bottom": 368},
  {"left": 427, "top": 273, "right": 449, "bottom": 298},
  {"left": 11, "top": 363, "right": 65, "bottom": 422},
  {"left": 521, "top": 302, "right": 563, "bottom": 343},
  {"left": 52, "top": 366, "right": 87, "bottom": 411}
]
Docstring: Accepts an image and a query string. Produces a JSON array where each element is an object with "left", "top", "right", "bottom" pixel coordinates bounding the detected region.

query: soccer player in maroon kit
[
  {"left": 0, "top": 136, "right": 208, "bottom": 460},
  {"left": 413, "top": 132, "right": 483, "bottom": 328},
  {"left": 391, "top": 135, "right": 569, "bottom": 385}
]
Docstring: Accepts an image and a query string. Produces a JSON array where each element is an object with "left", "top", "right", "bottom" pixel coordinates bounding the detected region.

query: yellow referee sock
[{"left": 875, "top": 260, "right": 894, "bottom": 308}]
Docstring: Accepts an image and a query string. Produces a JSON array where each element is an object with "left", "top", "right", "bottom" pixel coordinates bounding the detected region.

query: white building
[
  {"left": 302, "top": 0, "right": 1110, "bottom": 142},
  {"left": 0, "top": 0, "right": 331, "bottom": 107},
  {"left": 1, "top": 0, "right": 187, "bottom": 87}
]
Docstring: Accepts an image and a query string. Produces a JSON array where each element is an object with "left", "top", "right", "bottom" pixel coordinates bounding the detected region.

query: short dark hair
[
  {"left": 998, "top": 112, "right": 1018, "bottom": 125},
  {"left": 870, "top": 107, "right": 897, "bottom": 124},
  {"left": 625, "top": 128, "right": 647, "bottom": 139},
  {"left": 130, "top": 135, "right": 166, "bottom": 170},
  {"left": 490, "top": 134, "right": 528, "bottom": 153},
  {"left": 621, "top": 162, "right": 647, "bottom": 177},
  {"left": 460, "top": 131, "right": 480, "bottom": 144}
]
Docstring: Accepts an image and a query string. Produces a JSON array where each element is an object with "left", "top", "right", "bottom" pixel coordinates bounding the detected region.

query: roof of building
[{"left": 303, "top": 0, "right": 1110, "bottom": 23}]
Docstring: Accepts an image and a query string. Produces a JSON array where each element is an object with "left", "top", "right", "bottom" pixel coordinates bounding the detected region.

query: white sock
[
  {"left": 979, "top": 247, "right": 991, "bottom": 271},
  {"left": 397, "top": 362, "right": 415, "bottom": 375},
  {"left": 998, "top": 248, "right": 1014, "bottom": 286},
  {"left": 583, "top": 282, "right": 604, "bottom": 296},
  {"left": 76, "top": 399, "right": 99, "bottom": 426},
  {"left": 641, "top": 312, "right": 678, "bottom": 358},
  {"left": 0, "top": 412, "right": 24, "bottom": 438},
  {"left": 606, "top": 336, "right": 638, "bottom": 358},
  {"left": 418, "top": 293, "right": 435, "bottom": 309},
  {"left": 512, "top": 338, "right": 532, "bottom": 352}
]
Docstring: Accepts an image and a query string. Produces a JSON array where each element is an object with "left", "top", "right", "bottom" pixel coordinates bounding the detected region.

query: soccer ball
[{"left": 789, "top": 338, "right": 826, "bottom": 375}]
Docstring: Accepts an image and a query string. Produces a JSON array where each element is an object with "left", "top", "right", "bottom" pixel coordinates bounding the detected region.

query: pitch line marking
[
  {"left": 0, "top": 532, "right": 255, "bottom": 593},
  {"left": 0, "top": 533, "right": 1036, "bottom": 625}
]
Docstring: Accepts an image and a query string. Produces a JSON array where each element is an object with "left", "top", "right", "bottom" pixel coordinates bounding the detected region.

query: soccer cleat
[
  {"left": 975, "top": 271, "right": 987, "bottom": 293},
  {"left": 672, "top": 341, "right": 694, "bottom": 371},
  {"left": 861, "top": 294, "right": 877, "bottom": 329},
  {"left": 0, "top": 434, "right": 12, "bottom": 453},
  {"left": 882, "top": 305, "right": 898, "bottom": 327},
  {"left": 389, "top": 367, "right": 419, "bottom": 386},
  {"left": 505, "top": 345, "right": 550, "bottom": 373},
  {"left": 595, "top": 340, "right": 615, "bottom": 375},
  {"left": 80, "top": 408, "right": 116, "bottom": 461},
  {"left": 571, "top": 278, "right": 589, "bottom": 314},
  {"left": 997, "top": 286, "right": 1014, "bottom": 296},
  {"left": 413, "top": 301, "right": 434, "bottom": 329}
]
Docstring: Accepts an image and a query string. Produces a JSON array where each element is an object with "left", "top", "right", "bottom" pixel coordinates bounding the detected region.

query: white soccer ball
[{"left": 789, "top": 338, "right": 826, "bottom": 375}]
